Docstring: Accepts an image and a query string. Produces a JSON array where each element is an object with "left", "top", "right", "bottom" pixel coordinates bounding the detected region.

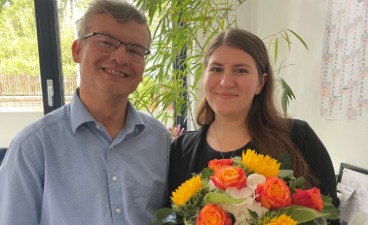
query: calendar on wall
[{"left": 320, "top": 0, "right": 368, "bottom": 122}]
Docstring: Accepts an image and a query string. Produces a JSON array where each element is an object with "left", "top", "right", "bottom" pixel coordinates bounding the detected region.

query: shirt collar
[{"left": 69, "top": 89, "right": 145, "bottom": 134}]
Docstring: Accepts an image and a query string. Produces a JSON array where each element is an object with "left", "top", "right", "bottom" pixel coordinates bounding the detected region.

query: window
[
  {"left": 0, "top": 0, "right": 42, "bottom": 112},
  {"left": 0, "top": 0, "right": 90, "bottom": 114}
]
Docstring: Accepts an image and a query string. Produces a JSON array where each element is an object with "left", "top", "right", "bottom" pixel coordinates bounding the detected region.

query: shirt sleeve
[{"left": 0, "top": 137, "right": 43, "bottom": 225}]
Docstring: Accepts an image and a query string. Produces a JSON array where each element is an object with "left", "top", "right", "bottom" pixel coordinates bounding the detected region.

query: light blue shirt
[{"left": 0, "top": 91, "right": 171, "bottom": 225}]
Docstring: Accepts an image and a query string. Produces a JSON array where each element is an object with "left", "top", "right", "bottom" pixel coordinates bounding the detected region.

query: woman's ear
[
  {"left": 256, "top": 73, "right": 267, "bottom": 94},
  {"left": 71, "top": 40, "right": 82, "bottom": 63}
]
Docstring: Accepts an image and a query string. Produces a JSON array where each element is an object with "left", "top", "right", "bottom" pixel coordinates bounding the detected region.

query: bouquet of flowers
[{"left": 151, "top": 149, "right": 339, "bottom": 225}]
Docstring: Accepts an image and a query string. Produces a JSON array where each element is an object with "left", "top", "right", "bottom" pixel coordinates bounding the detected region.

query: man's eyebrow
[{"left": 102, "top": 32, "right": 147, "bottom": 48}]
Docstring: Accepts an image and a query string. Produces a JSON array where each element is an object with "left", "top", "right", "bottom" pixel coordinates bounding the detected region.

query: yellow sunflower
[
  {"left": 171, "top": 175, "right": 203, "bottom": 206},
  {"left": 265, "top": 214, "right": 297, "bottom": 225},
  {"left": 242, "top": 149, "right": 280, "bottom": 177}
]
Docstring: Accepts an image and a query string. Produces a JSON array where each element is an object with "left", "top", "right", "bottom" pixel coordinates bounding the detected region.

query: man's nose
[{"left": 110, "top": 44, "right": 130, "bottom": 64}]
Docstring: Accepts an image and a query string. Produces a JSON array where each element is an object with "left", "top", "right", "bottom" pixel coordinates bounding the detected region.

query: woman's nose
[{"left": 220, "top": 73, "right": 235, "bottom": 87}]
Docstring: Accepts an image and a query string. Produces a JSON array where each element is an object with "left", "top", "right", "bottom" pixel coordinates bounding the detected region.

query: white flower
[
  {"left": 220, "top": 174, "right": 268, "bottom": 225},
  {"left": 225, "top": 187, "right": 254, "bottom": 199},
  {"left": 246, "top": 173, "right": 266, "bottom": 190},
  {"left": 221, "top": 194, "right": 268, "bottom": 225}
]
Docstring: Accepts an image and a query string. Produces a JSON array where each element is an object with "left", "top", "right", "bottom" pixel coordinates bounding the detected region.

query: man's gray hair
[{"left": 76, "top": 0, "right": 151, "bottom": 43}]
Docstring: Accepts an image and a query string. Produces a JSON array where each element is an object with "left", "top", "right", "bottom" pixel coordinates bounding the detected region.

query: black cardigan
[{"left": 168, "top": 119, "right": 339, "bottom": 209}]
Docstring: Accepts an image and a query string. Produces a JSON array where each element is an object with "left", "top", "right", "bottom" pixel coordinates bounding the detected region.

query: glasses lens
[
  {"left": 94, "top": 34, "right": 119, "bottom": 53},
  {"left": 89, "top": 33, "right": 149, "bottom": 62},
  {"left": 126, "top": 45, "right": 147, "bottom": 59}
]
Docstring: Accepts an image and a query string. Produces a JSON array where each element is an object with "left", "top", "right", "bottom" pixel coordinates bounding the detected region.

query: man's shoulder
[{"left": 13, "top": 106, "right": 69, "bottom": 142}]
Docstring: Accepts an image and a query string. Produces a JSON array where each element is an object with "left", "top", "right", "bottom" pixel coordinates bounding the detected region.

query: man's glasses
[{"left": 80, "top": 32, "right": 151, "bottom": 61}]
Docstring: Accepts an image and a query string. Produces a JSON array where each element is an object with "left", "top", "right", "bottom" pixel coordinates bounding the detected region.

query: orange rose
[
  {"left": 210, "top": 165, "right": 247, "bottom": 190},
  {"left": 256, "top": 177, "right": 291, "bottom": 210},
  {"left": 208, "top": 159, "right": 234, "bottom": 172},
  {"left": 291, "top": 187, "right": 323, "bottom": 211},
  {"left": 196, "top": 204, "right": 232, "bottom": 225}
]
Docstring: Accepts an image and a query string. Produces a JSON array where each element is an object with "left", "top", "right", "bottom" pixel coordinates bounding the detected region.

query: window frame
[{"left": 34, "top": 0, "right": 65, "bottom": 114}]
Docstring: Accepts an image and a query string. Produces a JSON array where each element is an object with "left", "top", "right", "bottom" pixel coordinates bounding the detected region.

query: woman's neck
[{"left": 207, "top": 119, "right": 250, "bottom": 152}]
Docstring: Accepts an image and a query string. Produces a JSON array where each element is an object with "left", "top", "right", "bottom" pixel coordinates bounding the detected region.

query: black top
[{"left": 168, "top": 119, "right": 340, "bottom": 210}]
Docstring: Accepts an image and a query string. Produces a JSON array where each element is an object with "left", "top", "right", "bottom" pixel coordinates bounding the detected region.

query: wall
[
  {"left": 237, "top": 0, "right": 368, "bottom": 172},
  {"left": 0, "top": 112, "right": 43, "bottom": 147}
]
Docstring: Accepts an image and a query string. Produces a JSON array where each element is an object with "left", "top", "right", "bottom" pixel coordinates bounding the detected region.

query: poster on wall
[{"left": 320, "top": 0, "right": 368, "bottom": 122}]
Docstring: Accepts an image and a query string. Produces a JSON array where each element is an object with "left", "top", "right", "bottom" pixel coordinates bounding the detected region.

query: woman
[{"left": 168, "top": 28, "right": 340, "bottom": 212}]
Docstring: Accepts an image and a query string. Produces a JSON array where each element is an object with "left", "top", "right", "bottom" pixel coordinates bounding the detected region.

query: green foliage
[
  {"left": 131, "top": 0, "right": 308, "bottom": 125},
  {"left": 0, "top": 0, "right": 39, "bottom": 76},
  {"left": 149, "top": 208, "right": 178, "bottom": 225},
  {"left": 279, "top": 205, "right": 330, "bottom": 223},
  {"left": 58, "top": 0, "right": 90, "bottom": 77},
  {"left": 0, "top": 0, "right": 90, "bottom": 97}
]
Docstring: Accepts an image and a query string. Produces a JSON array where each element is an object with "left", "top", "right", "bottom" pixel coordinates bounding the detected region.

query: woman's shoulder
[
  {"left": 289, "top": 118, "right": 319, "bottom": 149},
  {"left": 290, "top": 119, "right": 312, "bottom": 133},
  {"left": 173, "top": 129, "right": 203, "bottom": 148},
  {"left": 176, "top": 130, "right": 201, "bottom": 142},
  {"left": 171, "top": 126, "right": 207, "bottom": 156}
]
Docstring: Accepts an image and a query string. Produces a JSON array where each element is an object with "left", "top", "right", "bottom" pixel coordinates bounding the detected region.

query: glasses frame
[{"left": 80, "top": 32, "right": 151, "bottom": 56}]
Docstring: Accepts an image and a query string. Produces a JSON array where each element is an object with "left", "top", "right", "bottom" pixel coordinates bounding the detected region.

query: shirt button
[
  {"left": 112, "top": 176, "right": 118, "bottom": 182},
  {"left": 115, "top": 208, "right": 121, "bottom": 214},
  {"left": 95, "top": 124, "right": 100, "bottom": 129}
]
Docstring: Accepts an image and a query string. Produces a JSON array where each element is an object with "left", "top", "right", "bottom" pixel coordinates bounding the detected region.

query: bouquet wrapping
[{"left": 152, "top": 149, "right": 339, "bottom": 225}]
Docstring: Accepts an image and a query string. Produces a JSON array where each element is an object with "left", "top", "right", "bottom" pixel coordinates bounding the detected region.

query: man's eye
[
  {"left": 98, "top": 40, "right": 115, "bottom": 47},
  {"left": 127, "top": 46, "right": 145, "bottom": 57}
]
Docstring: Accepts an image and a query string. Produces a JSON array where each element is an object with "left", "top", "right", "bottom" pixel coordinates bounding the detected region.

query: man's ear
[{"left": 71, "top": 40, "right": 82, "bottom": 63}]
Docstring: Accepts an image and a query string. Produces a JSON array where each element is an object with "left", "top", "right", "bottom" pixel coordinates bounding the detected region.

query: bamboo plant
[{"left": 130, "top": 0, "right": 308, "bottom": 129}]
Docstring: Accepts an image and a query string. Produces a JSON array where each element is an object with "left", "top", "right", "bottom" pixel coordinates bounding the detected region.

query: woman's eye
[
  {"left": 209, "top": 67, "right": 222, "bottom": 73},
  {"left": 236, "top": 68, "right": 248, "bottom": 74}
]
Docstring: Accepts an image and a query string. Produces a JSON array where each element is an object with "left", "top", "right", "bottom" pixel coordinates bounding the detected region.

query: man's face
[{"left": 72, "top": 13, "right": 150, "bottom": 100}]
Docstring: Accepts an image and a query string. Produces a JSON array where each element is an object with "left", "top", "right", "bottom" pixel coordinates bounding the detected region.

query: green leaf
[
  {"left": 321, "top": 195, "right": 340, "bottom": 221},
  {"left": 274, "top": 37, "right": 279, "bottom": 63},
  {"left": 150, "top": 208, "right": 179, "bottom": 225},
  {"left": 201, "top": 168, "right": 213, "bottom": 180},
  {"left": 202, "top": 192, "right": 244, "bottom": 205},
  {"left": 278, "top": 170, "right": 294, "bottom": 178},
  {"left": 279, "top": 205, "right": 329, "bottom": 223},
  {"left": 293, "top": 176, "right": 306, "bottom": 189},
  {"left": 280, "top": 78, "right": 296, "bottom": 115},
  {"left": 277, "top": 151, "right": 293, "bottom": 170},
  {"left": 287, "top": 29, "right": 309, "bottom": 50},
  {"left": 282, "top": 31, "right": 291, "bottom": 52}
]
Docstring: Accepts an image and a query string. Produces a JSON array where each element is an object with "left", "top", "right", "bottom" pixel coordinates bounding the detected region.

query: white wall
[
  {"left": 237, "top": 0, "right": 368, "bottom": 172},
  {"left": 0, "top": 112, "right": 43, "bottom": 147}
]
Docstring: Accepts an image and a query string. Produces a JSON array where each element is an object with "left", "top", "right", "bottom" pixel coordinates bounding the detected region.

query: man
[{"left": 0, "top": 1, "right": 171, "bottom": 224}]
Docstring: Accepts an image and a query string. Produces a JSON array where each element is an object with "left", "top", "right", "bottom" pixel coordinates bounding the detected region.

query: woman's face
[{"left": 203, "top": 45, "right": 266, "bottom": 120}]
